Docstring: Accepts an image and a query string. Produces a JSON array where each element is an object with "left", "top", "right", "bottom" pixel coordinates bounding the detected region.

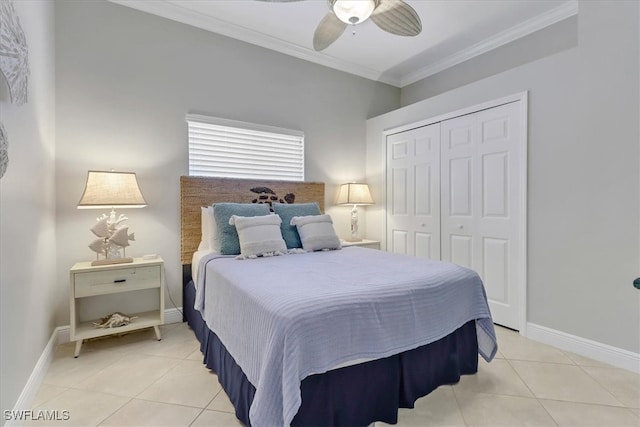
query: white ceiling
[{"left": 111, "top": 0, "right": 578, "bottom": 88}]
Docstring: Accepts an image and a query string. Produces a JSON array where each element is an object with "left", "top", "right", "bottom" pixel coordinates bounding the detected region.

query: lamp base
[
  {"left": 91, "top": 257, "right": 134, "bottom": 266},
  {"left": 343, "top": 237, "right": 363, "bottom": 242}
]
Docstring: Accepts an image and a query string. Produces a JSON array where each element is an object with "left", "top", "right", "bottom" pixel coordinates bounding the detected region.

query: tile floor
[{"left": 28, "top": 323, "right": 639, "bottom": 426}]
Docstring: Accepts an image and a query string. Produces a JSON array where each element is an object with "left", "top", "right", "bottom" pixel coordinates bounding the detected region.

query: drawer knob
[{"left": 114, "top": 279, "right": 126, "bottom": 283}]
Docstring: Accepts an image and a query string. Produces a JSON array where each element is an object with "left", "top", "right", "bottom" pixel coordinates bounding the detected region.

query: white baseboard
[
  {"left": 10, "top": 307, "right": 186, "bottom": 422},
  {"left": 163, "top": 307, "right": 184, "bottom": 325},
  {"left": 5, "top": 325, "right": 64, "bottom": 427},
  {"left": 56, "top": 325, "right": 70, "bottom": 345},
  {"left": 526, "top": 322, "right": 640, "bottom": 373}
]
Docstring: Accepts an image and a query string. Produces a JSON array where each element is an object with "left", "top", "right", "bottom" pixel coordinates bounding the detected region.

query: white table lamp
[
  {"left": 78, "top": 170, "right": 147, "bottom": 265},
  {"left": 336, "top": 182, "right": 374, "bottom": 242}
]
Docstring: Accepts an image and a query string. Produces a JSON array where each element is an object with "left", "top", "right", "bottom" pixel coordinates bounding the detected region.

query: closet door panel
[
  {"left": 483, "top": 237, "right": 509, "bottom": 303},
  {"left": 391, "top": 230, "right": 408, "bottom": 254},
  {"left": 450, "top": 234, "right": 473, "bottom": 268},
  {"left": 440, "top": 102, "right": 521, "bottom": 329},
  {"left": 391, "top": 167, "right": 408, "bottom": 216},
  {"left": 449, "top": 157, "right": 473, "bottom": 217},
  {"left": 386, "top": 123, "right": 440, "bottom": 259},
  {"left": 441, "top": 114, "right": 477, "bottom": 271},
  {"left": 414, "top": 163, "right": 432, "bottom": 216},
  {"left": 482, "top": 152, "right": 509, "bottom": 218},
  {"left": 415, "top": 232, "right": 433, "bottom": 259}
]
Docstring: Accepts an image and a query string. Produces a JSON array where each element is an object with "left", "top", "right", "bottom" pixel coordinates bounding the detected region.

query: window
[{"left": 187, "top": 114, "right": 304, "bottom": 181}]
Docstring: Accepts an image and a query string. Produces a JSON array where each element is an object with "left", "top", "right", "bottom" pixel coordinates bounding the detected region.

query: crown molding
[
  {"left": 399, "top": 0, "right": 579, "bottom": 87},
  {"left": 109, "top": 0, "right": 577, "bottom": 89},
  {"left": 109, "top": 0, "right": 400, "bottom": 86}
]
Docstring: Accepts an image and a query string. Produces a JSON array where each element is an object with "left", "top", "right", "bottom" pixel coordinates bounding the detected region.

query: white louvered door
[{"left": 385, "top": 101, "right": 523, "bottom": 330}]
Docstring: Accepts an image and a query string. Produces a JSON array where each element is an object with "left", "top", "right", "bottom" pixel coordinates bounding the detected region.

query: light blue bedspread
[{"left": 195, "top": 247, "right": 497, "bottom": 427}]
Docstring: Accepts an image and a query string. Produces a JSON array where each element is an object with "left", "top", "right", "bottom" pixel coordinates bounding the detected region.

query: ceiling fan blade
[
  {"left": 313, "top": 12, "right": 347, "bottom": 51},
  {"left": 371, "top": 0, "right": 422, "bottom": 37}
]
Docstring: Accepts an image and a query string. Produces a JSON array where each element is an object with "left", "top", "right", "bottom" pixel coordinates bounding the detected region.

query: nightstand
[
  {"left": 341, "top": 239, "right": 381, "bottom": 250},
  {"left": 70, "top": 257, "right": 165, "bottom": 357}
]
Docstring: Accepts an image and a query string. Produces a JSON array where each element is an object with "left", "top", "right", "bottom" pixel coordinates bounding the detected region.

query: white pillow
[
  {"left": 229, "top": 214, "right": 287, "bottom": 258},
  {"left": 290, "top": 214, "right": 341, "bottom": 252},
  {"left": 198, "top": 206, "right": 217, "bottom": 252}
]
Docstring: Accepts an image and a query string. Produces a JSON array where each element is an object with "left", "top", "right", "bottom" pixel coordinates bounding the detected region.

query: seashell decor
[{"left": 92, "top": 312, "right": 138, "bottom": 328}]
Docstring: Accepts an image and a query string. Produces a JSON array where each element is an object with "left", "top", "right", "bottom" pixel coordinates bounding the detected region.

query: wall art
[
  {"left": 0, "top": 122, "right": 7, "bottom": 178},
  {"left": 0, "top": 0, "right": 29, "bottom": 105}
]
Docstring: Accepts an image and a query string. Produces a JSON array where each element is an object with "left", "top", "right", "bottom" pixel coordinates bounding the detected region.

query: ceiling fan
[{"left": 258, "top": 0, "right": 422, "bottom": 51}]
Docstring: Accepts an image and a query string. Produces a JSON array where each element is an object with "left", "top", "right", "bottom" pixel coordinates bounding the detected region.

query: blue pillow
[
  {"left": 272, "top": 202, "right": 321, "bottom": 249},
  {"left": 212, "top": 203, "right": 271, "bottom": 255}
]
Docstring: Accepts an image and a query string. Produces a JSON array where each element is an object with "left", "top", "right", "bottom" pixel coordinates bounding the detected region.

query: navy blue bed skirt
[{"left": 183, "top": 279, "right": 478, "bottom": 426}]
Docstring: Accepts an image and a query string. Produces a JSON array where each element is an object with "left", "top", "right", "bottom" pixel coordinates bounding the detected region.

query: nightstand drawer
[{"left": 74, "top": 265, "right": 161, "bottom": 297}]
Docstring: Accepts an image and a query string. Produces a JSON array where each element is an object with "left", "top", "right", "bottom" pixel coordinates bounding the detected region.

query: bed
[{"left": 180, "top": 176, "right": 497, "bottom": 427}]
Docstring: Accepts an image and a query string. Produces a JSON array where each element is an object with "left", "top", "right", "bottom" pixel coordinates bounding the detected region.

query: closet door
[
  {"left": 441, "top": 101, "right": 521, "bottom": 329},
  {"left": 386, "top": 123, "right": 441, "bottom": 259}
]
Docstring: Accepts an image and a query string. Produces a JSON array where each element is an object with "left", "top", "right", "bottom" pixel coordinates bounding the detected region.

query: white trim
[
  {"left": 526, "top": 323, "right": 640, "bottom": 374},
  {"left": 518, "top": 92, "right": 529, "bottom": 337},
  {"left": 163, "top": 307, "right": 184, "bottom": 325},
  {"left": 108, "top": 0, "right": 578, "bottom": 88},
  {"left": 6, "top": 326, "right": 63, "bottom": 427},
  {"left": 381, "top": 91, "right": 528, "bottom": 333},
  {"left": 400, "top": 1, "right": 579, "bottom": 87},
  {"left": 382, "top": 92, "right": 527, "bottom": 137},
  {"left": 56, "top": 326, "right": 70, "bottom": 345},
  {"left": 109, "top": 0, "right": 397, "bottom": 86},
  {"left": 9, "top": 308, "right": 186, "bottom": 424}
]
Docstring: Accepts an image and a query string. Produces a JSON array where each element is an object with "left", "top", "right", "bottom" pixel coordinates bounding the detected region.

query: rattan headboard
[{"left": 180, "top": 176, "right": 325, "bottom": 264}]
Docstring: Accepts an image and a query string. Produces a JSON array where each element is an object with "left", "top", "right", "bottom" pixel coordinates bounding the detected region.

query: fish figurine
[
  {"left": 91, "top": 217, "right": 110, "bottom": 238},
  {"left": 87, "top": 212, "right": 137, "bottom": 261},
  {"left": 88, "top": 238, "right": 106, "bottom": 255},
  {"left": 109, "top": 226, "right": 135, "bottom": 247}
]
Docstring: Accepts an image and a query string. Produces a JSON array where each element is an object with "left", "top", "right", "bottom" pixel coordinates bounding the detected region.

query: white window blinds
[{"left": 187, "top": 114, "right": 304, "bottom": 181}]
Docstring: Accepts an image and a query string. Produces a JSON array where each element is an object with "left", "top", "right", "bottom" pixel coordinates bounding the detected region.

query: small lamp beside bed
[
  {"left": 336, "top": 182, "right": 374, "bottom": 242},
  {"left": 77, "top": 170, "right": 147, "bottom": 265}
]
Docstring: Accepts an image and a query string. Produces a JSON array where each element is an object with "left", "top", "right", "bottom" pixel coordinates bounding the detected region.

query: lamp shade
[
  {"left": 77, "top": 170, "right": 147, "bottom": 209},
  {"left": 336, "top": 183, "right": 374, "bottom": 206}
]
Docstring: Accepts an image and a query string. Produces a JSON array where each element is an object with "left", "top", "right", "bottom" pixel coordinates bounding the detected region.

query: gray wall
[
  {"left": 0, "top": 1, "right": 56, "bottom": 417},
  {"left": 366, "top": 1, "right": 640, "bottom": 353},
  {"left": 54, "top": 0, "right": 400, "bottom": 325},
  {"left": 401, "top": 15, "right": 578, "bottom": 106}
]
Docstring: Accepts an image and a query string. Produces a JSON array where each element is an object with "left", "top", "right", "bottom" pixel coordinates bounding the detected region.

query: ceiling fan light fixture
[{"left": 332, "top": 0, "right": 376, "bottom": 25}]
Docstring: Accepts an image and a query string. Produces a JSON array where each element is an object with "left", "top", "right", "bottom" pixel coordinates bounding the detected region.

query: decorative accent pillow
[
  {"left": 290, "top": 214, "right": 341, "bottom": 252},
  {"left": 229, "top": 214, "right": 287, "bottom": 258},
  {"left": 213, "top": 203, "right": 271, "bottom": 255},
  {"left": 198, "top": 206, "right": 216, "bottom": 251},
  {"left": 272, "top": 202, "right": 321, "bottom": 249}
]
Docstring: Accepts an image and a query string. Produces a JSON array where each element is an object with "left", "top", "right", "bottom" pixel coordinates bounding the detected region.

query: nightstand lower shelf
[{"left": 73, "top": 310, "right": 162, "bottom": 357}]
